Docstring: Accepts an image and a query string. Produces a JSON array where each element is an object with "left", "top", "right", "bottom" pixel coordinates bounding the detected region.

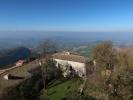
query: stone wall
[{"left": 54, "top": 59, "right": 86, "bottom": 77}]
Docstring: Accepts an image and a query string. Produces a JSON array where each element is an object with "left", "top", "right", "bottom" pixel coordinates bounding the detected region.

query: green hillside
[{"left": 40, "top": 78, "right": 82, "bottom": 100}]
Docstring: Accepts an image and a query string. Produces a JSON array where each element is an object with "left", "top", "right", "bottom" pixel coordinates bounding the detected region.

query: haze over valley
[{"left": 1, "top": 31, "right": 133, "bottom": 50}]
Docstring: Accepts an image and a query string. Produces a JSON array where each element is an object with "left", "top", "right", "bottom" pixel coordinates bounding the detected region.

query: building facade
[{"left": 53, "top": 52, "right": 89, "bottom": 77}]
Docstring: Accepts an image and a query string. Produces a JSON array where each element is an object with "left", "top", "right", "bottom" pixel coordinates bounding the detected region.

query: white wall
[{"left": 54, "top": 59, "right": 86, "bottom": 77}]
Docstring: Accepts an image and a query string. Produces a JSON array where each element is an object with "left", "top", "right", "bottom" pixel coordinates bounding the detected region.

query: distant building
[
  {"left": 16, "top": 60, "right": 26, "bottom": 67},
  {"left": 52, "top": 51, "right": 90, "bottom": 77}
]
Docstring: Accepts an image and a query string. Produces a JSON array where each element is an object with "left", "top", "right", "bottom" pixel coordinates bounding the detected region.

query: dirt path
[{"left": 0, "top": 65, "right": 19, "bottom": 75}]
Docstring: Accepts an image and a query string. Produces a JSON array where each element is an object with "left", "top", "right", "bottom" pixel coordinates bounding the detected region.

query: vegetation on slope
[
  {"left": 1, "top": 41, "right": 133, "bottom": 100},
  {"left": 40, "top": 78, "right": 82, "bottom": 100},
  {"left": 2, "top": 58, "right": 62, "bottom": 100},
  {"left": 84, "top": 41, "right": 133, "bottom": 100}
]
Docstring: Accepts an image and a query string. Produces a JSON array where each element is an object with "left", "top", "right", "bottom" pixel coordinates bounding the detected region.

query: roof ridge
[{"left": 52, "top": 52, "right": 89, "bottom": 63}]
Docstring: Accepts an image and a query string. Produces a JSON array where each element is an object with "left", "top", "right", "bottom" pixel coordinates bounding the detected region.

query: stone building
[{"left": 52, "top": 51, "right": 89, "bottom": 77}]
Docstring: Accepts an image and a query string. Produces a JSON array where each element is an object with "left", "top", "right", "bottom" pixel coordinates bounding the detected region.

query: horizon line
[{"left": 0, "top": 29, "right": 133, "bottom": 33}]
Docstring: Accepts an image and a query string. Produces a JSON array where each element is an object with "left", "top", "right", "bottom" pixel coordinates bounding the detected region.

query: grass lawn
[{"left": 41, "top": 78, "right": 82, "bottom": 100}]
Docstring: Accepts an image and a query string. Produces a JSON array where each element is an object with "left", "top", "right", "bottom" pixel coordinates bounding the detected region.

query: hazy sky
[{"left": 0, "top": 0, "right": 133, "bottom": 31}]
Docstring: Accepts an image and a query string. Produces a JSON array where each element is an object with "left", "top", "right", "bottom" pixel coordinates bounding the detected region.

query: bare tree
[
  {"left": 38, "top": 39, "right": 58, "bottom": 57},
  {"left": 91, "top": 41, "right": 117, "bottom": 70},
  {"left": 38, "top": 40, "right": 57, "bottom": 93}
]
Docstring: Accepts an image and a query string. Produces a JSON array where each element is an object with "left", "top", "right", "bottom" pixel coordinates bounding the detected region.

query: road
[{"left": 0, "top": 65, "right": 19, "bottom": 75}]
